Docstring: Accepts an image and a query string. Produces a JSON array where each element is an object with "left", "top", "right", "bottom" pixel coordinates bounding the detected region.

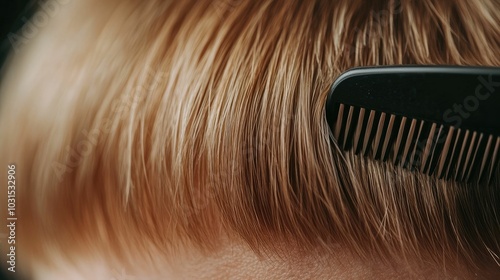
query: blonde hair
[{"left": 1, "top": 0, "right": 499, "bottom": 278}]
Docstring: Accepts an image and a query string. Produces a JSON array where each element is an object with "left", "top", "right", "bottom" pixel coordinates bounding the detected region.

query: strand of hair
[
  {"left": 372, "top": 112, "right": 386, "bottom": 159},
  {"left": 420, "top": 123, "right": 437, "bottom": 173},
  {"left": 401, "top": 119, "right": 418, "bottom": 167},
  {"left": 343, "top": 106, "right": 355, "bottom": 149},
  {"left": 408, "top": 120, "right": 425, "bottom": 171},
  {"left": 381, "top": 114, "right": 396, "bottom": 161},
  {"left": 488, "top": 137, "right": 500, "bottom": 184},
  {"left": 437, "top": 126, "right": 455, "bottom": 178},
  {"left": 425, "top": 125, "right": 444, "bottom": 175},
  {"left": 445, "top": 128, "right": 461, "bottom": 180},
  {"left": 362, "top": 110, "right": 376, "bottom": 156},
  {"left": 465, "top": 133, "right": 484, "bottom": 182},
  {"left": 392, "top": 116, "right": 407, "bottom": 164},
  {"left": 353, "top": 108, "right": 366, "bottom": 153},
  {"left": 454, "top": 130, "right": 470, "bottom": 180},
  {"left": 334, "top": 103, "right": 344, "bottom": 142},
  {"left": 478, "top": 135, "right": 493, "bottom": 182},
  {"left": 460, "top": 131, "right": 478, "bottom": 181}
]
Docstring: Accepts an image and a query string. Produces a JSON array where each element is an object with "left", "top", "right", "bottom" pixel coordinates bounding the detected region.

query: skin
[{"left": 31, "top": 239, "right": 471, "bottom": 280}]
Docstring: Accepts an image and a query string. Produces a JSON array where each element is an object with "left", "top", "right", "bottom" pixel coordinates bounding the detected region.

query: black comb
[{"left": 326, "top": 66, "right": 500, "bottom": 184}]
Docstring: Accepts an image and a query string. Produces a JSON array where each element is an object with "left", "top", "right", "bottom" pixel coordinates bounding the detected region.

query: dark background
[{"left": 1, "top": 0, "right": 37, "bottom": 72}]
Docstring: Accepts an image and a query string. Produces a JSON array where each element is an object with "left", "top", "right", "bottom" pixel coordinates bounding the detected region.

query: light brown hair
[{"left": 0, "top": 0, "right": 499, "bottom": 278}]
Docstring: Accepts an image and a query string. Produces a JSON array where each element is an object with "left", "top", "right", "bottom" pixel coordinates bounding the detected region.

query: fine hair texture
[{"left": 0, "top": 0, "right": 499, "bottom": 277}]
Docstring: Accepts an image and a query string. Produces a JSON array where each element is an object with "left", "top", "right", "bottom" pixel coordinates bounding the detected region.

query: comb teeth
[{"left": 333, "top": 104, "right": 500, "bottom": 184}]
